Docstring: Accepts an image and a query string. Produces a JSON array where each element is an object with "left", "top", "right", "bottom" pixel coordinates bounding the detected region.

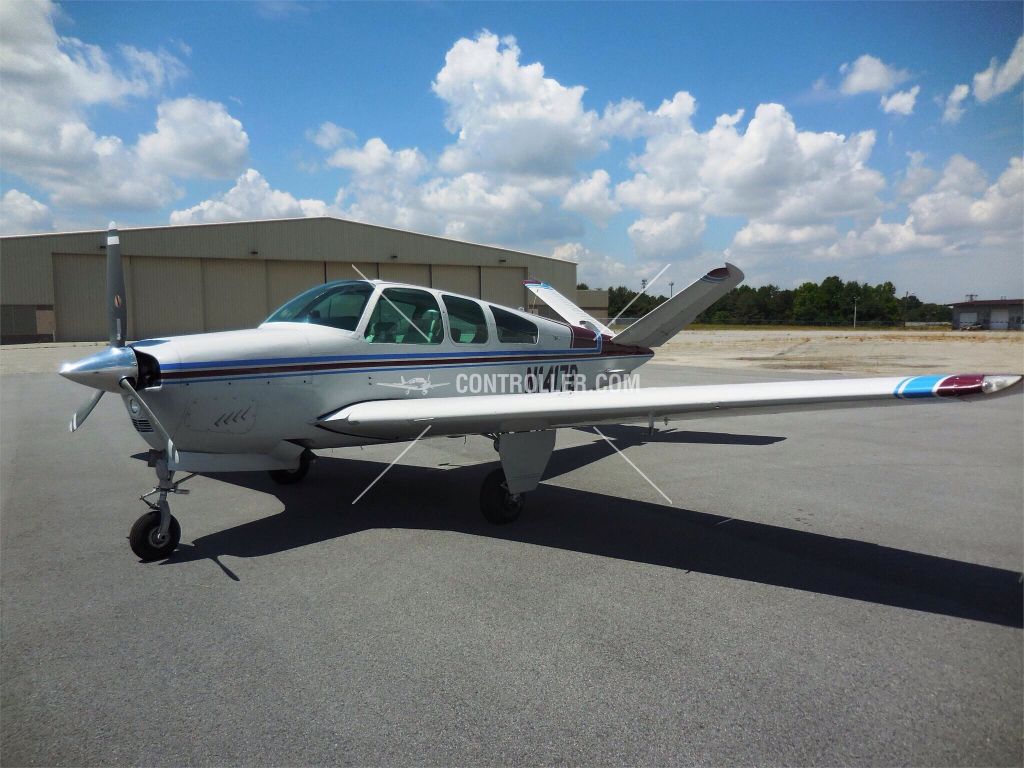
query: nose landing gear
[{"left": 129, "top": 452, "right": 194, "bottom": 562}]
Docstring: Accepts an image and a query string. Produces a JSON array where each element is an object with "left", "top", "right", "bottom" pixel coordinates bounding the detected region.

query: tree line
[{"left": 580, "top": 277, "right": 952, "bottom": 325}]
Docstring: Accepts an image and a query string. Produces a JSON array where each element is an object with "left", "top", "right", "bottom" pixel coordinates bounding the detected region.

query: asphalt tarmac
[{"left": 2, "top": 359, "right": 1021, "bottom": 766}]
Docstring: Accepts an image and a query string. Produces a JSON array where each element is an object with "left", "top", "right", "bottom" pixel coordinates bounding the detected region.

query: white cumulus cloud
[
  {"left": 561, "top": 169, "right": 620, "bottom": 226},
  {"left": 973, "top": 35, "right": 1024, "bottom": 103},
  {"left": 328, "top": 138, "right": 428, "bottom": 183},
  {"left": 0, "top": 0, "right": 249, "bottom": 214},
  {"left": 839, "top": 54, "right": 910, "bottom": 95},
  {"left": 169, "top": 169, "right": 331, "bottom": 224},
  {"left": 0, "top": 189, "right": 53, "bottom": 234},
  {"left": 880, "top": 85, "right": 920, "bottom": 115},
  {"left": 431, "top": 31, "right": 603, "bottom": 177},
  {"left": 307, "top": 121, "right": 354, "bottom": 150},
  {"left": 137, "top": 98, "right": 249, "bottom": 179},
  {"left": 942, "top": 83, "right": 970, "bottom": 124}
]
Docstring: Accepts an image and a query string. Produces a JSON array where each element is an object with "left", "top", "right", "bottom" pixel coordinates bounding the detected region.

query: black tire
[
  {"left": 129, "top": 510, "right": 181, "bottom": 562},
  {"left": 480, "top": 467, "right": 525, "bottom": 525},
  {"left": 269, "top": 449, "right": 312, "bottom": 485}
]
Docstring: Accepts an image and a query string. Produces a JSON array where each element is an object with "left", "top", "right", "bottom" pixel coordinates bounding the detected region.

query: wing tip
[
  {"left": 703, "top": 263, "right": 745, "bottom": 284},
  {"left": 981, "top": 374, "right": 1022, "bottom": 395}
]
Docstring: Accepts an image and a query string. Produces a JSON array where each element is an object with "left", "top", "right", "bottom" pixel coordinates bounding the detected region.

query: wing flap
[
  {"left": 318, "top": 374, "right": 1021, "bottom": 441},
  {"left": 613, "top": 263, "right": 744, "bottom": 348}
]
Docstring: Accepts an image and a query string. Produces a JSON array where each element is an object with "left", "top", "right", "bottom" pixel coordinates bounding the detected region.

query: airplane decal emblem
[{"left": 374, "top": 375, "right": 450, "bottom": 396}]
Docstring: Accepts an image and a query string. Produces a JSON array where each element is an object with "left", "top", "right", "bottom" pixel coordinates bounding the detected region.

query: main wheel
[
  {"left": 480, "top": 467, "right": 525, "bottom": 525},
  {"left": 269, "top": 449, "right": 312, "bottom": 485},
  {"left": 129, "top": 510, "right": 181, "bottom": 562}
]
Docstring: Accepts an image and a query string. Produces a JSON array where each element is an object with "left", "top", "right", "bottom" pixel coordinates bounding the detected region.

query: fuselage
[{"left": 121, "top": 279, "right": 653, "bottom": 454}]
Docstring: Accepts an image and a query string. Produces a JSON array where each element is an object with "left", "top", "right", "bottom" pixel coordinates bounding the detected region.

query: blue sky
[{"left": 1, "top": 1, "right": 1021, "bottom": 301}]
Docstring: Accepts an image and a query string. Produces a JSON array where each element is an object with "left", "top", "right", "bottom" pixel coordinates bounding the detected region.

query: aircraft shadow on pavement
[{"left": 163, "top": 431, "right": 1023, "bottom": 628}]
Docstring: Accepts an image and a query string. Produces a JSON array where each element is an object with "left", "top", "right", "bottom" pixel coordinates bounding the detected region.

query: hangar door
[
  {"left": 202, "top": 259, "right": 268, "bottom": 332},
  {"left": 327, "top": 262, "right": 377, "bottom": 282},
  {"left": 379, "top": 263, "right": 430, "bottom": 287},
  {"left": 431, "top": 265, "right": 479, "bottom": 297},
  {"left": 53, "top": 253, "right": 109, "bottom": 342},
  {"left": 481, "top": 266, "right": 527, "bottom": 309},
  {"left": 131, "top": 257, "right": 204, "bottom": 339},
  {"left": 266, "top": 261, "right": 324, "bottom": 314}
]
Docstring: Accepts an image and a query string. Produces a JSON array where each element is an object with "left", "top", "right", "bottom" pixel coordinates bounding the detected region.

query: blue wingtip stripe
[{"left": 897, "top": 375, "right": 946, "bottom": 398}]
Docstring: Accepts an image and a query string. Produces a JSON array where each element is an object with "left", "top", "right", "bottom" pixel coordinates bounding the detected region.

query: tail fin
[
  {"left": 613, "top": 263, "right": 743, "bottom": 348},
  {"left": 524, "top": 280, "right": 613, "bottom": 336}
]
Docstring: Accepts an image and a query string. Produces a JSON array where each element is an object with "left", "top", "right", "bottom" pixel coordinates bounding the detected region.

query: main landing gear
[
  {"left": 480, "top": 430, "right": 556, "bottom": 526},
  {"left": 268, "top": 448, "right": 313, "bottom": 485},
  {"left": 480, "top": 468, "right": 524, "bottom": 524},
  {"left": 129, "top": 452, "right": 193, "bottom": 562}
]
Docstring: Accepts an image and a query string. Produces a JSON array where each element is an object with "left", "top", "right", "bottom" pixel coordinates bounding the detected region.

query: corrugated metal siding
[
  {"left": 481, "top": 267, "right": 527, "bottom": 308},
  {"left": 266, "top": 260, "right": 324, "bottom": 314},
  {"left": 53, "top": 253, "right": 107, "bottom": 341},
  {"left": 430, "top": 265, "right": 480, "bottom": 297},
  {"left": 1, "top": 240, "right": 56, "bottom": 304},
  {"left": 327, "top": 262, "right": 377, "bottom": 281},
  {"left": 576, "top": 289, "right": 609, "bottom": 310},
  {"left": 132, "top": 257, "right": 204, "bottom": 338},
  {"left": 528, "top": 257, "right": 576, "bottom": 296},
  {"left": 203, "top": 259, "right": 268, "bottom": 332},
  {"left": 379, "top": 263, "right": 430, "bottom": 286}
]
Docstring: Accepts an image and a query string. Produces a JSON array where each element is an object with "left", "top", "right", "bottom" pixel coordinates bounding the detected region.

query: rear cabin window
[
  {"left": 490, "top": 305, "right": 538, "bottom": 344},
  {"left": 364, "top": 288, "right": 444, "bottom": 345},
  {"left": 442, "top": 295, "right": 488, "bottom": 344},
  {"left": 265, "top": 281, "right": 373, "bottom": 331}
]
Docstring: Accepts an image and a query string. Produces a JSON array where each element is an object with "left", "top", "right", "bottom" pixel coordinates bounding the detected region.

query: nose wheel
[
  {"left": 129, "top": 509, "right": 181, "bottom": 561},
  {"left": 130, "top": 451, "right": 193, "bottom": 562}
]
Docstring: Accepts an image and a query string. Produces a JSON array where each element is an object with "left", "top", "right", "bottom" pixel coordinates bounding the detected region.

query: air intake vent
[{"left": 131, "top": 417, "right": 153, "bottom": 433}]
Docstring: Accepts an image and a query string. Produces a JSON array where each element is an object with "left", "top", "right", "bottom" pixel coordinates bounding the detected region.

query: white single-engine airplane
[{"left": 60, "top": 224, "right": 1021, "bottom": 561}]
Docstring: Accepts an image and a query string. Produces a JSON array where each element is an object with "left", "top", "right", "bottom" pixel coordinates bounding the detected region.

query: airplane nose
[{"left": 59, "top": 346, "right": 139, "bottom": 393}]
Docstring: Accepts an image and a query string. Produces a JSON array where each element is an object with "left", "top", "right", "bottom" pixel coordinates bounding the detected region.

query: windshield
[{"left": 265, "top": 280, "right": 374, "bottom": 331}]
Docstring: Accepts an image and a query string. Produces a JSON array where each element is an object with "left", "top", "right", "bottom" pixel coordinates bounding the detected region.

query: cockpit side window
[
  {"left": 265, "top": 281, "right": 373, "bottom": 331},
  {"left": 364, "top": 287, "right": 444, "bottom": 344},
  {"left": 442, "top": 295, "right": 488, "bottom": 344},
  {"left": 490, "top": 305, "right": 538, "bottom": 344}
]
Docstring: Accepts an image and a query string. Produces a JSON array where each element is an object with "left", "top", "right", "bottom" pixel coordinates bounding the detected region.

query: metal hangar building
[{"left": 0, "top": 217, "right": 580, "bottom": 343}]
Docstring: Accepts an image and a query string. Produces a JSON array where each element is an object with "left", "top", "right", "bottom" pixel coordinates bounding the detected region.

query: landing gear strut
[{"left": 130, "top": 452, "right": 192, "bottom": 561}]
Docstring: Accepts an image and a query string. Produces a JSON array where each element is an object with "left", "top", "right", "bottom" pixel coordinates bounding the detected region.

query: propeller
[
  {"left": 60, "top": 222, "right": 139, "bottom": 432},
  {"left": 107, "top": 220, "right": 127, "bottom": 347}
]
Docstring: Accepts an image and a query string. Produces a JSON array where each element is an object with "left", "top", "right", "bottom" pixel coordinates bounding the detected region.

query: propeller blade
[
  {"left": 69, "top": 390, "right": 104, "bottom": 433},
  {"left": 106, "top": 222, "right": 127, "bottom": 347}
]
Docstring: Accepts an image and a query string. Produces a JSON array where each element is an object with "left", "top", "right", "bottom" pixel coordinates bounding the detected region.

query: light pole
[
  {"left": 669, "top": 281, "right": 674, "bottom": 297},
  {"left": 853, "top": 296, "right": 858, "bottom": 328}
]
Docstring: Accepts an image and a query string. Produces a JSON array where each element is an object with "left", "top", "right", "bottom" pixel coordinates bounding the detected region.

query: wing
[
  {"left": 524, "top": 280, "right": 614, "bottom": 336},
  {"left": 318, "top": 373, "right": 1022, "bottom": 440},
  {"left": 613, "top": 263, "right": 744, "bottom": 348}
]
